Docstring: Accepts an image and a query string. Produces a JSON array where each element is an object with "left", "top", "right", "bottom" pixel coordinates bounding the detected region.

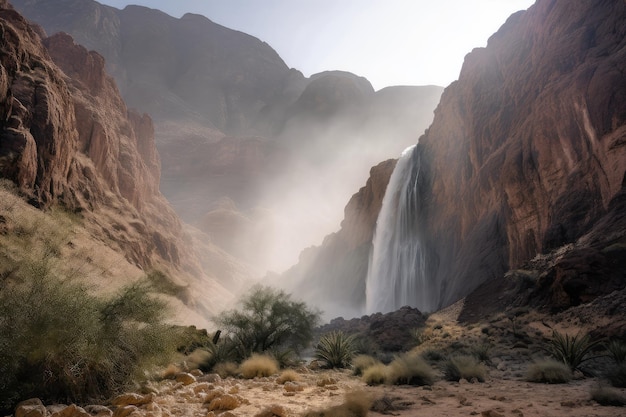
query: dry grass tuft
[
  {"left": 443, "top": 355, "right": 487, "bottom": 382},
  {"left": 239, "top": 354, "right": 279, "bottom": 379},
  {"left": 303, "top": 391, "right": 371, "bottom": 417},
  {"left": 352, "top": 355, "right": 381, "bottom": 376},
  {"left": 362, "top": 363, "right": 388, "bottom": 386},
  {"left": 254, "top": 404, "right": 290, "bottom": 417},
  {"left": 591, "top": 385, "right": 626, "bottom": 407},
  {"left": 206, "top": 394, "right": 241, "bottom": 411},
  {"left": 525, "top": 359, "right": 572, "bottom": 384},
  {"left": 316, "top": 376, "right": 338, "bottom": 387},
  {"left": 276, "top": 369, "right": 299, "bottom": 384},
  {"left": 214, "top": 361, "right": 239, "bottom": 378},
  {"left": 387, "top": 352, "right": 435, "bottom": 386}
]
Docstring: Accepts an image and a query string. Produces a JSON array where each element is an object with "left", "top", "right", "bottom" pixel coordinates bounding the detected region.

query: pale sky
[{"left": 98, "top": 0, "right": 534, "bottom": 90}]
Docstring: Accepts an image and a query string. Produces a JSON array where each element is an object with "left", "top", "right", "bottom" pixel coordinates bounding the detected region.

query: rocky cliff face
[
  {"left": 10, "top": 0, "right": 444, "bottom": 275},
  {"left": 285, "top": 0, "right": 626, "bottom": 318},
  {"left": 417, "top": 0, "right": 626, "bottom": 309},
  {"left": 0, "top": 1, "right": 239, "bottom": 320}
]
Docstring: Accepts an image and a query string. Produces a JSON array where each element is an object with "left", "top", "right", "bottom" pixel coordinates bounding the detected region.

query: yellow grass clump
[
  {"left": 352, "top": 355, "right": 381, "bottom": 376},
  {"left": 214, "top": 361, "right": 239, "bottom": 378},
  {"left": 362, "top": 363, "right": 388, "bottom": 386},
  {"left": 239, "top": 354, "right": 279, "bottom": 379},
  {"left": 276, "top": 369, "right": 300, "bottom": 384},
  {"left": 206, "top": 394, "right": 241, "bottom": 411}
]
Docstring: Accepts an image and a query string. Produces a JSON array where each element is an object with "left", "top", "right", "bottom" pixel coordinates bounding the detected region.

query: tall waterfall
[{"left": 365, "top": 145, "right": 435, "bottom": 314}]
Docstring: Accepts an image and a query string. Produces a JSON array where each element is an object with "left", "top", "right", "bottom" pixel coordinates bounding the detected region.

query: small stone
[
  {"left": 197, "top": 374, "right": 221, "bottom": 383},
  {"left": 111, "top": 394, "right": 152, "bottom": 407},
  {"left": 283, "top": 382, "right": 304, "bottom": 393},
  {"left": 193, "top": 383, "right": 212, "bottom": 394},
  {"left": 84, "top": 405, "right": 113, "bottom": 417},
  {"left": 481, "top": 410, "right": 504, "bottom": 417},
  {"left": 190, "top": 369, "right": 203, "bottom": 377},
  {"left": 50, "top": 404, "right": 90, "bottom": 417},
  {"left": 15, "top": 399, "right": 47, "bottom": 417},
  {"left": 112, "top": 406, "right": 137, "bottom": 417},
  {"left": 175, "top": 372, "right": 197, "bottom": 385}
]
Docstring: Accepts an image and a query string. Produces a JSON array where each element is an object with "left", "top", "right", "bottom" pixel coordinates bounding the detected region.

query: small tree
[{"left": 214, "top": 285, "right": 320, "bottom": 358}]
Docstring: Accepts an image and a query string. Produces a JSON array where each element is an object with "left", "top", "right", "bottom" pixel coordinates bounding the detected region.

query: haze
[{"left": 97, "top": 0, "right": 534, "bottom": 89}]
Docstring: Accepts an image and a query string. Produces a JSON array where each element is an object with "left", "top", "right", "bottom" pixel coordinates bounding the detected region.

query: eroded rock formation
[{"left": 0, "top": 1, "right": 238, "bottom": 318}]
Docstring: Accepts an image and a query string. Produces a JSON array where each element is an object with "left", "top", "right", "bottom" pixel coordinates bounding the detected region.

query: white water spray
[{"left": 365, "top": 145, "right": 436, "bottom": 314}]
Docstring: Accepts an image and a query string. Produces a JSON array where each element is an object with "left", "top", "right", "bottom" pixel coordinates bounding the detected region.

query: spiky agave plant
[
  {"left": 606, "top": 339, "right": 626, "bottom": 365},
  {"left": 546, "top": 330, "right": 603, "bottom": 372},
  {"left": 314, "top": 331, "right": 357, "bottom": 368}
]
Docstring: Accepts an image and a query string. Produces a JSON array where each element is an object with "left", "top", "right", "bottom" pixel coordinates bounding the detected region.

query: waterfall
[{"left": 365, "top": 145, "right": 435, "bottom": 314}]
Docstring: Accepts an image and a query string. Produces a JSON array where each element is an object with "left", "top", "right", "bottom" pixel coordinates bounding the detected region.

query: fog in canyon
[{"left": 9, "top": 0, "right": 624, "bottom": 326}]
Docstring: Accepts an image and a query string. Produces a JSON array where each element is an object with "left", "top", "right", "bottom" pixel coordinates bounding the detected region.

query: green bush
[
  {"left": 525, "top": 359, "right": 573, "bottom": 383},
  {"left": 314, "top": 331, "right": 357, "bottom": 368},
  {"left": 0, "top": 263, "right": 176, "bottom": 411},
  {"left": 213, "top": 285, "right": 320, "bottom": 358},
  {"left": 387, "top": 352, "right": 435, "bottom": 386},
  {"left": 443, "top": 355, "right": 487, "bottom": 382},
  {"left": 546, "top": 330, "right": 602, "bottom": 372}
]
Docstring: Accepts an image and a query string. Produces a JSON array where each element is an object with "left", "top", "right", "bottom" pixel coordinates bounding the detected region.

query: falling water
[{"left": 365, "top": 145, "right": 435, "bottom": 314}]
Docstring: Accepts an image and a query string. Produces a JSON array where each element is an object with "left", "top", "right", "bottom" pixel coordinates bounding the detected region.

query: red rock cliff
[
  {"left": 417, "top": 0, "right": 626, "bottom": 308},
  {"left": 0, "top": 2, "right": 226, "bottom": 300}
]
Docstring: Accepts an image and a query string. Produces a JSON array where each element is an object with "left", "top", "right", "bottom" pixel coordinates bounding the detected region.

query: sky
[{"left": 97, "top": 0, "right": 535, "bottom": 90}]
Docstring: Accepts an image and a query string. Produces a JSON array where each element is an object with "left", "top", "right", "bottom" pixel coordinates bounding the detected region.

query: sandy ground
[{"left": 141, "top": 366, "right": 625, "bottom": 417}]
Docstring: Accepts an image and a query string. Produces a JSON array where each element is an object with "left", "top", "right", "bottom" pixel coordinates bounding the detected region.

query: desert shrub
[
  {"left": 443, "top": 355, "right": 487, "bottom": 382},
  {"left": 607, "top": 339, "right": 626, "bottom": 365},
  {"left": 387, "top": 352, "right": 435, "bottom": 386},
  {"left": 213, "top": 361, "right": 239, "bottom": 378},
  {"left": 146, "top": 270, "right": 189, "bottom": 301},
  {"left": 410, "top": 328, "right": 429, "bottom": 346},
  {"left": 421, "top": 348, "right": 445, "bottom": 362},
  {"left": 303, "top": 391, "right": 371, "bottom": 417},
  {"left": 607, "top": 363, "right": 626, "bottom": 388},
  {"left": 546, "top": 330, "right": 602, "bottom": 371},
  {"left": 470, "top": 343, "right": 492, "bottom": 362},
  {"left": 352, "top": 355, "right": 381, "bottom": 376},
  {"left": 276, "top": 369, "right": 299, "bottom": 384},
  {"left": 362, "top": 363, "right": 388, "bottom": 385},
  {"left": 525, "top": 359, "right": 573, "bottom": 383},
  {"left": 591, "top": 386, "right": 626, "bottom": 406},
  {"left": 0, "top": 265, "right": 175, "bottom": 411},
  {"left": 239, "top": 354, "right": 279, "bottom": 379},
  {"left": 214, "top": 285, "right": 320, "bottom": 357},
  {"left": 315, "top": 331, "right": 357, "bottom": 368}
]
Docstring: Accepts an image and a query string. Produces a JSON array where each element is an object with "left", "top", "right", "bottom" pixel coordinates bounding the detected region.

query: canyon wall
[{"left": 0, "top": 1, "right": 239, "bottom": 319}]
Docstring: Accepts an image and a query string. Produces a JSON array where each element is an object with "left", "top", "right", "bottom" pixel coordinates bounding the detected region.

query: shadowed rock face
[
  {"left": 0, "top": 2, "right": 239, "bottom": 317},
  {"left": 417, "top": 0, "right": 626, "bottom": 309}
]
